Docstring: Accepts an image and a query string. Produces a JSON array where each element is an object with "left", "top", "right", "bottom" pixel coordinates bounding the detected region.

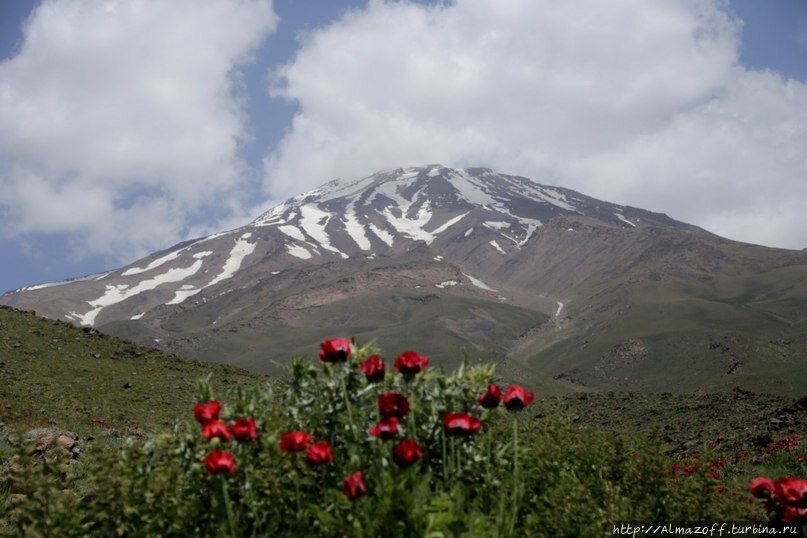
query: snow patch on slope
[
  {"left": 489, "top": 240, "right": 506, "bottom": 254},
  {"left": 167, "top": 288, "right": 202, "bottom": 305},
  {"left": 287, "top": 244, "right": 313, "bottom": 260},
  {"left": 463, "top": 273, "right": 498, "bottom": 292},
  {"left": 122, "top": 248, "right": 184, "bottom": 276},
  {"left": 253, "top": 203, "right": 290, "bottom": 226},
  {"left": 279, "top": 225, "right": 306, "bottom": 242},
  {"left": 80, "top": 260, "right": 205, "bottom": 325},
  {"left": 203, "top": 235, "right": 257, "bottom": 288},
  {"left": 382, "top": 202, "right": 434, "bottom": 243},
  {"left": 447, "top": 169, "right": 497, "bottom": 206},
  {"left": 299, "top": 204, "right": 348, "bottom": 258},
  {"left": 368, "top": 223, "right": 394, "bottom": 247},
  {"left": 343, "top": 202, "right": 372, "bottom": 250},
  {"left": 430, "top": 211, "right": 469, "bottom": 236},
  {"left": 166, "top": 234, "right": 257, "bottom": 306},
  {"left": 615, "top": 213, "right": 637, "bottom": 227}
]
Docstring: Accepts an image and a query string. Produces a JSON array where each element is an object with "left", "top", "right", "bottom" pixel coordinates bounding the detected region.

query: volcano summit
[{"left": 4, "top": 166, "right": 806, "bottom": 394}]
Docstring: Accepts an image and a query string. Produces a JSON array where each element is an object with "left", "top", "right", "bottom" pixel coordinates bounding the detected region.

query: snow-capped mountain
[
  {"left": 3, "top": 166, "right": 806, "bottom": 392},
  {"left": 3, "top": 166, "right": 690, "bottom": 326}
]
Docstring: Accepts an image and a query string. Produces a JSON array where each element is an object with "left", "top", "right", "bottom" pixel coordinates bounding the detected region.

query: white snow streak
[
  {"left": 615, "top": 213, "right": 637, "bottom": 227},
  {"left": 555, "top": 301, "right": 564, "bottom": 317},
  {"left": 279, "top": 225, "right": 306, "bottom": 242},
  {"left": 463, "top": 273, "right": 498, "bottom": 292},
  {"left": 317, "top": 175, "right": 378, "bottom": 203},
  {"left": 435, "top": 279, "right": 459, "bottom": 289},
  {"left": 299, "top": 204, "right": 348, "bottom": 258},
  {"left": 205, "top": 236, "right": 257, "bottom": 288},
  {"left": 343, "top": 202, "right": 372, "bottom": 250},
  {"left": 80, "top": 260, "right": 205, "bottom": 326},
  {"left": 252, "top": 203, "right": 289, "bottom": 226},
  {"left": 167, "top": 236, "right": 257, "bottom": 306},
  {"left": 430, "top": 211, "right": 469, "bottom": 235},
  {"left": 447, "top": 170, "right": 497, "bottom": 206},
  {"left": 287, "top": 243, "right": 312, "bottom": 260},
  {"left": 122, "top": 248, "right": 183, "bottom": 276},
  {"left": 382, "top": 202, "right": 434, "bottom": 243},
  {"left": 489, "top": 240, "right": 506, "bottom": 254},
  {"left": 167, "top": 288, "right": 202, "bottom": 305},
  {"left": 368, "top": 223, "right": 394, "bottom": 247}
]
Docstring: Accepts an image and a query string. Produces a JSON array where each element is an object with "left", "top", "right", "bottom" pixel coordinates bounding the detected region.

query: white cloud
[
  {"left": 0, "top": 0, "right": 278, "bottom": 259},
  {"left": 265, "top": 0, "right": 807, "bottom": 250}
]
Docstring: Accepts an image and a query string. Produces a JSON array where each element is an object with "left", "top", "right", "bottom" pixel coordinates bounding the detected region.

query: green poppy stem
[
  {"left": 509, "top": 416, "right": 520, "bottom": 536},
  {"left": 485, "top": 423, "right": 493, "bottom": 503},
  {"left": 221, "top": 477, "right": 237, "bottom": 538},
  {"left": 451, "top": 437, "right": 457, "bottom": 478},
  {"left": 339, "top": 366, "right": 356, "bottom": 440},
  {"left": 442, "top": 428, "right": 448, "bottom": 481},
  {"left": 293, "top": 477, "right": 302, "bottom": 520}
]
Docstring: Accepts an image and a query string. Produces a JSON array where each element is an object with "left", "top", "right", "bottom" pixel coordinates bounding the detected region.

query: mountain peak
[{"left": 3, "top": 165, "right": 695, "bottom": 328}]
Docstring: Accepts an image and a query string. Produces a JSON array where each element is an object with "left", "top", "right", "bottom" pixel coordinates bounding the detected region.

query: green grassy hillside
[
  {"left": 1, "top": 304, "right": 803, "bottom": 454},
  {"left": 153, "top": 289, "right": 546, "bottom": 384},
  {"left": 0, "top": 305, "right": 264, "bottom": 437},
  {"left": 515, "top": 260, "right": 807, "bottom": 395}
]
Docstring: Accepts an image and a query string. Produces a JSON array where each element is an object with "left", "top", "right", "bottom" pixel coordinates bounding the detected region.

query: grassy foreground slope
[
  {"left": 0, "top": 305, "right": 805, "bottom": 535},
  {"left": 0, "top": 305, "right": 264, "bottom": 436},
  {"left": 1, "top": 304, "right": 803, "bottom": 455}
]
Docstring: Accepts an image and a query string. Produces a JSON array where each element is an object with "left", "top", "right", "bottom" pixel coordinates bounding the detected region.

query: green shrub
[{"left": 3, "top": 339, "right": 802, "bottom": 536}]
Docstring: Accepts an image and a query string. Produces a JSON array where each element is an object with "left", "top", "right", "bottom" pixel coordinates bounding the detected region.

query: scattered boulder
[
  {"left": 23, "top": 428, "right": 82, "bottom": 462},
  {"left": 1, "top": 429, "right": 83, "bottom": 483}
]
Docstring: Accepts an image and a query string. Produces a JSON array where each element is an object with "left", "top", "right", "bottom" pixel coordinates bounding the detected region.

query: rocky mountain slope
[{"left": 3, "top": 166, "right": 806, "bottom": 394}]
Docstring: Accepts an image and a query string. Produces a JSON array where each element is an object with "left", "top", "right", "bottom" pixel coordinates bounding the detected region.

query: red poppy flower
[
  {"left": 319, "top": 338, "right": 351, "bottom": 363},
  {"left": 279, "top": 431, "right": 312, "bottom": 452},
  {"left": 775, "top": 477, "right": 807, "bottom": 507},
  {"left": 477, "top": 384, "right": 502, "bottom": 409},
  {"left": 229, "top": 418, "right": 258, "bottom": 442},
  {"left": 342, "top": 471, "right": 367, "bottom": 501},
  {"left": 360, "top": 354, "right": 385, "bottom": 382},
  {"left": 194, "top": 400, "right": 221, "bottom": 424},
  {"left": 781, "top": 504, "right": 807, "bottom": 524},
  {"left": 202, "top": 450, "right": 235, "bottom": 474},
  {"left": 201, "top": 420, "right": 231, "bottom": 442},
  {"left": 394, "top": 351, "right": 429, "bottom": 375},
  {"left": 392, "top": 439, "right": 422, "bottom": 468},
  {"left": 503, "top": 385, "right": 534, "bottom": 411},
  {"left": 368, "top": 417, "right": 399, "bottom": 440},
  {"left": 749, "top": 477, "right": 775, "bottom": 499},
  {"left": 378, "top": 392, "right": 410, "bottom": 419},
  {"left": 306, "top": 440, "right": 334, "bottom": 466},
  {"left": 442, "top": 412, "right": 481, "bottom": 436}
]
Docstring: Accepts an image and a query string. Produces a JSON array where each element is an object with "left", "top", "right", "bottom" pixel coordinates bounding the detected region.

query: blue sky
[{"left": 0, "top": 0, "right": 805, "bottom": 294}]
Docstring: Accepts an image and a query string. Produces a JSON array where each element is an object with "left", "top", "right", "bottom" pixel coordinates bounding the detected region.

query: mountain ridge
[{"left": 3, "top": 165, "right": 806, "bottom": 394}]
